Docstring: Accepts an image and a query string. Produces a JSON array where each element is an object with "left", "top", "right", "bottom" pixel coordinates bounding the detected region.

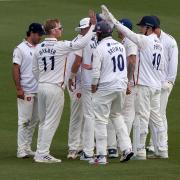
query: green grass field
[{"left": 0, "top": 0, "right": 180, "bottom": 179}]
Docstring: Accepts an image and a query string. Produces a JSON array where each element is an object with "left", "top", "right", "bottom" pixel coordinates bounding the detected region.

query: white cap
[{"left": 75, "top": 17, "right": 90, "bottom": 32}]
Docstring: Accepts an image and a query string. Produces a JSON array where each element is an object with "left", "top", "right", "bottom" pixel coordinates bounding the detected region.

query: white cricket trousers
[
  {"left": 148, "top": 84, "right": 173, "bottom": 151},
  {"left": 17, "top": 94, "right": 39, "bottom": 154},
  {"left": 133, "top": 85, "right": 167, "bottom": 157},
  {"left": 82, "top": 88, "right": 94, "bottom": 157},
  {"left": 68, "top": 89, "right": 83, "bottom": 151},
  {"left": 36, "top": 83, "right": 64, "bottom": 156},
  {"left": 93, "top": 90, "right": 132, "bottom": 156},
  {"left": 107, "top": 87, "right": 135, "bottom": 149}
]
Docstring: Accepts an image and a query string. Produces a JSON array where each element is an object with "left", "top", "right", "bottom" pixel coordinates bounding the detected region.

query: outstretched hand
[
  {"left": 89, "top": 9, "right": 96, "bottom": 25},
  {"left": 100, "top": 5, "right": 118, "bottom": 25}
]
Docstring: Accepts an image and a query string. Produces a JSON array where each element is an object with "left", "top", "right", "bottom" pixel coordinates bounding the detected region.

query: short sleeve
[
  {"left": 13, "top": 47, "right": 23, "bottom": 65},
  {"left": 74, "top": 49, "right": 83, "bottom": 57},
  {"left": 126, "top": 40, "right": 138, "bottom": 57}
]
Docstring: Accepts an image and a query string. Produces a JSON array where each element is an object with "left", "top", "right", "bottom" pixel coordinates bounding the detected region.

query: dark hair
[{"left": 26, "top": 31, "right": 31, "bottom": 37}]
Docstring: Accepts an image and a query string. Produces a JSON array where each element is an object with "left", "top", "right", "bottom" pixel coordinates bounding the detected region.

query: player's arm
[
  {"left": 125, "top": 41, "right": 137, "bottom": 94},
  {"left": 91, "top": 49, "right": 102, "bottom": 93},
  {"left": 32, "top": 52, "right": 39, "bottom": 80},
  {"left": 68, "top": 54, "right": 82, "bottom": 92},
  {"left": 167, "top": 41, "right": 178, "bottom": 84},
  {"left": 101, "top": 5, "right": 147, "bottom": 49},
  {"left": 126, "top": 55, "right": 136, "bottom": 94},
  {"left": 12, "top": 48, "right": 24, "bottom": 99},
  {"left": 58, "top": 10, "right": 96, "bottom": 53}
]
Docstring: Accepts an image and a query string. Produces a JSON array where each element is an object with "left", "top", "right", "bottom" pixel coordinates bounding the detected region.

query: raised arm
[
  {"left": 58, "top": 10, "right": 96, "bottom": 52},
  {"left": 100, "top": 5, "right": 148, "bottom": 49}
]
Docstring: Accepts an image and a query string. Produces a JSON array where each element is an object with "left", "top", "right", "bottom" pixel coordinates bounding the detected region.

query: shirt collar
[
  {"left": 23, "top": 39, "right": 34, "bottom": 47},
  {"left": 45, "top": 38, "right": 57, "bottom": 41},
  {"left": 99, "top": 36, "right": 112, "bottom": 43},
  {"left": 159, "top": 30, "right": 164, "bottom": 40}
]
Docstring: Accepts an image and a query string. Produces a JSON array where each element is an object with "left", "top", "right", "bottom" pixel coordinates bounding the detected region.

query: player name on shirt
[
  {"left": 107, "top": 43, "right": 124, "bottom": 55},
  {"left": 154, "top": 43, "right": 163, "bottom": 51},
  {"left": 39, "top": 47, "right": 56, "bottom": 56}
]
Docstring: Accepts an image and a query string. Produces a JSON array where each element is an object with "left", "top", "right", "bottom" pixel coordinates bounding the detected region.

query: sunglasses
[{"left": 53, "top": 26, "right": 63, "bottom": 31}]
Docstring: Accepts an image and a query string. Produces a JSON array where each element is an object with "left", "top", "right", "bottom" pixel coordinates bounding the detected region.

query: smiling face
[
  {"left": 51, "top": 22, "right": 63, "bottom": 38},
  {"left": 44, "top": 19, "right": 63, "bottom": 38},
  {"left": 138, "top": 25, "right": 154, "bottom": 36},
  {"left": 80, "top": 26, "right": 90, "bottom": 36},
  {"left": 138, "top": 25, "right": 148, "bottom": 34}
]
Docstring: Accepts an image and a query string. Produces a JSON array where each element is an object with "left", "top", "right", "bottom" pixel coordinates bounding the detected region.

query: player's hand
[
  {"left": 162, "top": 81, "right": 173, "bottom": 91},
  {"left": 76, "top": 93, "right": 82, "bottom": 99},
  {"left": 68, "top": 79, "right": 75, "bottom": 92},
  {"left": 91, "top": 84, "right": 97, "bottom": 93},
  {"left": 101, "top": 5, "right": 118, "bottom": 25},
  {"left": 126, "top": 84, "right": 131, "bottom": 95},
  {"left": 17, "top": 89, "right": 24, "bottom": 99},
  {"left": 89, "top": 9, "right": 96, "bottom": 25}
]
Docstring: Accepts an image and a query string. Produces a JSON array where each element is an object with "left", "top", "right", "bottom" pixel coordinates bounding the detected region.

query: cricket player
[
  {"left": 90, "top": 21, "right": 133, "bottom": 165},
  {"left": 100, "top": 5, "right": 167, "bottom": 159},
  {"left": 66, "top": 44, "right": 83, "bottom": 160},
  {"left": 147, "top": 16, "right": 178, "bottom": 156},
  {"left": 32, "top": 11, "right": 96, "bottom": 163},
  {"left": 12, "top": 23, "right": 45, "bottom": 158},
  {"left": 68, "top": 17, "right": 98, "bottom": 161},
  {"left": 107, "top": 18, "right": 137, "bottom": 158}
]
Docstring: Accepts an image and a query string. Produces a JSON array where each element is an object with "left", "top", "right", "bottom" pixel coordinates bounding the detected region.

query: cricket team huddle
[{"left": 12, "top": 5, "right": 178, "bottom": 164}]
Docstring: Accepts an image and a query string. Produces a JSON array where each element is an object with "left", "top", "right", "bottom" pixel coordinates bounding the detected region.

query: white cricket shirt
[
  {"left": 92, "top": 37, "right": 127, "bottom": 91},
  {"left": 122, "top": 37, "right": 138, "bottom": 86},
  {"left": 65, "top": 35, "right": 82, "bottom": 90},
  {"left": 32, "top": 25, "right": 95, "bottom": 85},
  {"left": 159, "top": 30, "right": 178, "bottom": 84},
  {"left": 122, "top": 37, "right": 137, "bottom": 57},
  {"left": 75, "top": 35, "right": 98, "bottom": 90},
  {"left": 13, "top": 40, "right": 38, "bottom": 93},
  {"left": 116, "top": 23, "right": 164, "bottom": 90}
]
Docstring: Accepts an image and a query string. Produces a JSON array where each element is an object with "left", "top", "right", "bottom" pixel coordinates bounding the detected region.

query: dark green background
[{"left": 0, "top": 0, "right": 179, "bottom": 179}]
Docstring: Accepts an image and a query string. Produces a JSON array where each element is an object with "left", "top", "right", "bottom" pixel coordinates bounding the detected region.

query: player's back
[
  {"left": 137, "top": 33, "right": 164, "bottom": 90},
  {"left": 95, "top": 37, "right": 127, "bottom": 91},
  {"left": 81, "top": 36, "right": 98, "bottom": 89},
  {"left": 34, "top": 38, "right": 67, "bottom": 85}
]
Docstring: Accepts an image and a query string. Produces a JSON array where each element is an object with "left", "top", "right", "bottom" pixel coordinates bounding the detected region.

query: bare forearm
[
  {"left": 127, "top": 55, "right": 136, "bottom": 82},
  {"left": 12, "top": 64, "right": 22, "bottom": 90},
  {"left": 71, "top": 55, "right": 82, "bottom": 74},
  {"left": 91, "top": 84, "right": 98, "bottom": 93},
  {"left": 127, "top": 63, "right": 135, "bottom": 81}
]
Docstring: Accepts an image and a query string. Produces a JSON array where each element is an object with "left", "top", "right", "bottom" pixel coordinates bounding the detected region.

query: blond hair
[{"left": 44, "top": 19, "right": 60, "bottom": 35}]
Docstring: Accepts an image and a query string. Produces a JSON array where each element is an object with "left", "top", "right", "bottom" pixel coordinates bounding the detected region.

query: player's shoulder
[
  {"left": 161, "top": 30, "right": 177, "bottom": 44},
  {"left": 14, "top": 40, "right": 30, "bottom": 54},
  {"left": 123, "top": 37, "right": 137, "bottom": 46},
  {"left": 16, "top": 40, "right": 27, "bottom": 49},
  {"left": 99, "top": 37, "right": 120, "bottom": 47},
  {"left": 73, "top": 34, "right": 83, "bottom": 42}
]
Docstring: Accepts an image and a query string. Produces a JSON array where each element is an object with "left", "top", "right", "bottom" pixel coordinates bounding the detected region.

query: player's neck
[
  {"left": 48, "top": 34, "right": 58, "bottom": 39},
  {"left": 156, "top": 29, "right": 161, "bottom": 37},
  {"left": 26, "top": 37, "right": 36, "bottom": 47}
]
